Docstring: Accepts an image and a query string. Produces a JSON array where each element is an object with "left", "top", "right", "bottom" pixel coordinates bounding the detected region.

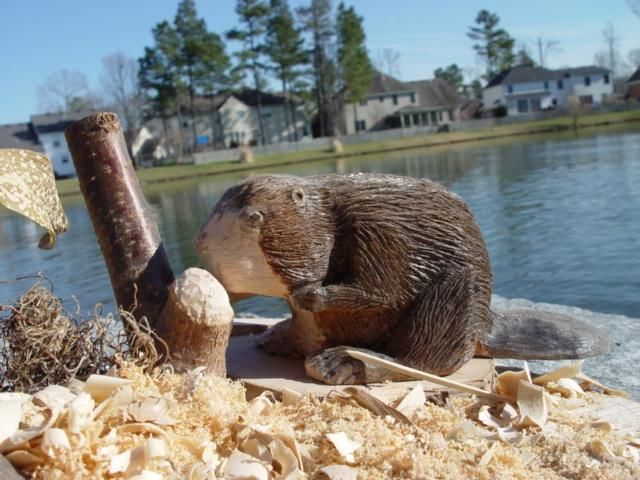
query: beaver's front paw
[
  {"left": 291, "top": 285, "right": 328, "bottom": 312},
  {"left": 304, "top": 347, "right": 366, "bottom": 385},
  {"left": 255, "top": 318, "right": 301, "bottom": 357}
]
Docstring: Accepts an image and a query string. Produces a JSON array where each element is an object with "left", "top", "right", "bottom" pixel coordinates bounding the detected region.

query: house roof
[
  {"left": 404, "top": 78, "right": 461, "bottom": 108},
  {"left": 0, "top": 123, "right": 43, "bottom": 151},
  {"left": 367, "top": 71, "right": 411, "bottom": 95},
  {"left": 30, "top": 110, "right": 97, "bottom": 134},
  {"left": 486, "top": 65, "right": 557, "bottom": 88},
  {"left": 190, "top": 89, "right": 297, "bottom": 115},
  {"left": 628, "top": 67, "right": 640, "bottom": 84},
  {"left": 556, "top": 66, "right": 610, "bottom": 77},
  {"left": 486, "top": 65, "right": 612, "bottom": 88}
]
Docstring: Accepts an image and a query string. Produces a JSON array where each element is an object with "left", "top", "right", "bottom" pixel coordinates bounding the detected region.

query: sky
[{"left": 1, "top": 0, "right": 639, "bottom": 125}]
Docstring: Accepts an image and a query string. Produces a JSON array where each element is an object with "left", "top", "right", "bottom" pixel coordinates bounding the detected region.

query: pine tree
[
  {"left": 297, "top": 0, "right": 336, "bottom": 137},
  {"left": 434, "top": 64, "right": 465, "bottom": 94},
  {"left": 467, "top": 10, "right": 515, "bottom": 81},
  {"left": 139, "top": 21, "right": 183, "bottom": 151},
  {"left": 265, "top": 0, "right": 307, "bottom": 141},
  {"left": 336, "top": 2, "right": 372, "bottom": 134},
  {"left": 228, "top": 0, "right": 270, "bottom": 145}
]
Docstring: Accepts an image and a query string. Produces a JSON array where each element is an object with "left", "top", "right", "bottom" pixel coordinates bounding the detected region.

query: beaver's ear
[{"left": 291, "top": 187, "right": 306, "bottom": 207}]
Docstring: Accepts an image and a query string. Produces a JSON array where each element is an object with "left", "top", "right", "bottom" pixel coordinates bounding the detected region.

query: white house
[
  {"left": 483, "top": 65, "right": 613, "bottom": 116},
  {"left": 343, "top": 71, "right": 461, "bottom": 134},
  {"left": 0, "top": 111, "right": 95, "bottom": 178},
  {"left": 166, "top": 89, "right": 311, "bottom": 150}
]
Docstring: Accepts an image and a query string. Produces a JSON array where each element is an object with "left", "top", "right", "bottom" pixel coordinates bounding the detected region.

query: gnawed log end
[{"left": 156, "top": 268, "right": 233, "bottom": 376}]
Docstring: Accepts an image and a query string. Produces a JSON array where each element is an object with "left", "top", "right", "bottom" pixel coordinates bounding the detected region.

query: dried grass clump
[{"left": 0, "top": 279, "right": 160, "bottom": 393}]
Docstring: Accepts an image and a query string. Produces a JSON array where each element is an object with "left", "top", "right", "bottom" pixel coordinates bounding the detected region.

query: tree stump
[{"left": 156, "top": 268, "right": 233, "bottom": 374}]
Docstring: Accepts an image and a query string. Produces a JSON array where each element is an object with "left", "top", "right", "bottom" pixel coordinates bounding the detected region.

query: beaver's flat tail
[{"left": 478, "top": 309, "right": 611, "bottom": 360}]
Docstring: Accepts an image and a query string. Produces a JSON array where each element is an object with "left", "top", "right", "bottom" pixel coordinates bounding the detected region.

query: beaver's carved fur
[{"left": 195, "top": 173, "right": 610, "bottom": 384}]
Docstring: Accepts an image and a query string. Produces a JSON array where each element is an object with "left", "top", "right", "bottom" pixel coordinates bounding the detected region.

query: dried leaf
[
  {"left": 517, "top": 380, "right": 548, "bottom": 428},
  {"left": 325, "top": 432, "right": 361, "bottom": 464},
  {"left": 0, "top": 149, "right": 68, "bottom": 248},
  {"left": 344, "top": 387, "right": 412, "bottom": 425}
]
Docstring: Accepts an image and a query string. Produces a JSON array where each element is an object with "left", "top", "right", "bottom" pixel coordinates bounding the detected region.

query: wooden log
[
  {"left": 156, "top": 268, "right": 233, "bottom": 375},
  {"left": 65, "top": 112, "right": 174, "bottom": 338}
]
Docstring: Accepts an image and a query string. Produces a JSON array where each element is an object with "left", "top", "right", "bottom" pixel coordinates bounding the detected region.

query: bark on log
[
  {"left": 156, "top": 268, "right": 233, "bottom": 375},
  {"left": 65, "top": 112, "right": 174, "bottom": 337}
]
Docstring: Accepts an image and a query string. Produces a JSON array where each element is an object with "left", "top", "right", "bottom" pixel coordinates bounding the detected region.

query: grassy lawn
[{"left": 56, "top": 108, "right": 640, "bottom": 197}]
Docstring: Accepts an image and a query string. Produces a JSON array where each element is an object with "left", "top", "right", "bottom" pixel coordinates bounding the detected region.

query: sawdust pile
[
  {"left": 0, "top": 280, "right": 160, "bottom": 393},
  {"left": 1, "top": 362, "right": 639, "bottom": 479}
]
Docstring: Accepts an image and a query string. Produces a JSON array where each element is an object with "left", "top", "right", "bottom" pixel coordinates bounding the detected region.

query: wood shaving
[{"left": 0, "top": 361, "right": 636, "bottom": 479}]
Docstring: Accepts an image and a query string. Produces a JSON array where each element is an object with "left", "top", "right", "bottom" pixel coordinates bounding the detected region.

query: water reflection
[{"left": 1, "top": 126, "right": 639, "bottom": 321}]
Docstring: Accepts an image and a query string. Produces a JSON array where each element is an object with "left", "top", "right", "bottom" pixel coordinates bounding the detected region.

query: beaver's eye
[{"left": 247, "top": 211, "right": 263, "bottom": 228}]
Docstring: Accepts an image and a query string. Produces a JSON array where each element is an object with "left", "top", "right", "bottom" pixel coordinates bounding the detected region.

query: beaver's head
[{"left": 194, "top": 175, "right": 334, "bottom": 298}]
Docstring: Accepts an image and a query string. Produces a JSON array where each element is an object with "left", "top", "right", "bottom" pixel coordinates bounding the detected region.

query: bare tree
[
  {"left": 536, "top": 37, "right": 561, "bottom": 68},
  {"left": 373, "top": 48, "right": 401, "bottom": 78},
  {"left": 628, "top": 48, "right": 640, "bottom": 69},
  {"left": 100, "top": 52, "right": 144, "bottom": 156},
  {"left": 628, "top": 0, "right": 640, "bottom": 18},
  {"left": 594, "top": 23, "right": 629, "bottom": 91},
  {"left": 37, "top": 70, "right": 93, "bottom": 113}
]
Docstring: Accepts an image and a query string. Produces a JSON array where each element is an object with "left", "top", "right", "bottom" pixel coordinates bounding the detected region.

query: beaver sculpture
[{"left": 195, "top": 173, "right": 610, "bottom": 385}]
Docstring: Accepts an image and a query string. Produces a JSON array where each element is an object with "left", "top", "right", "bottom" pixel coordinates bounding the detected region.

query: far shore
[{"left": 56, "top": 108, "right": 640, "bottom": 197}]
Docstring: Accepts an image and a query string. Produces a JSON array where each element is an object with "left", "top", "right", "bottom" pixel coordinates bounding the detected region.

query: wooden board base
[{"left": 226, "top": 318, "right": 495, "bottom": 403}]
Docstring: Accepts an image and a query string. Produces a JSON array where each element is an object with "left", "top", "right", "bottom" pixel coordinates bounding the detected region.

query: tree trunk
[
  {"left": 353, "top": 102, "right": 359, "bottom": 134},
  {"left": 281, "top": 77, "right": 291, "bottom": 142},
  {"left": 65, "top": 112, "right": 175, "bottom": 343},
  {"left": 187, "top": 65, "right": 198, "bottom": 152}
]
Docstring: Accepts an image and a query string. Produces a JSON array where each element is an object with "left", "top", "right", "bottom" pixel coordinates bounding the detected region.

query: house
[
  {"left": 343, "top": 71, "right": 461, "bottom": 134},
  {"left": 164, "top": 89, "right": 311, "bottom": 150},
  {"left": 0, "top": 111, "right": 95, "bottom": 178},
  {"left": 627, "top": 67, "right": 640, "bottom": 101},
  {"left": 483, "top": 65, "right": 613, "bottom": 116}
]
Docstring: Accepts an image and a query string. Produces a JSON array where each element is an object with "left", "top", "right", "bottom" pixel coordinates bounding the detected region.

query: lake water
[{"left": 1, "top": 125, "right": 640, "bottom": 394}]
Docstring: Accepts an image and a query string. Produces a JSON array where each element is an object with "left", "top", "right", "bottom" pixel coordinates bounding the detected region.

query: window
[
  {"left": 403, "top": 114, "right": 411, "bottom": 126},
  {"left": 393, "top": 94, "right": 398, "bottom": 105},
  {"left": 507, "top": 85, "right": 513, "bottom": 94},
  {"left": 237, "top": 111, "right": 246, "bottom": 119},
  {"left": 584, "top": 76, "right": 591, "bottom": 86},
  {"left": 543, "top": 81, "right": 549, "bottom": 89},
  {"left": 517, "top": 99, "right": 529, "bottom": 113},
  {"left": 564, "top": 72, "right": 570, "bottom": 78},
  {"left": 61, "top": 156, "right": 69, "bottom": 164},
  {"left": 359, "top": 99, "right": 367, "bottom": 106},
  {"left": 261, "top": 112, "right": 272, "bottom": 119},
  {"left": 580, "top": 95, "right": 593, "bottom": 105},
  {"left": 412, "top": 113, "right": 420, "bottom": 125},
  {"left": 438, "top": 111, "right": 443, "bottom": 121},
  {"left": 430, "top": 111, "right": 438, "bottom": 124},
  {"left": 355, "top": 120, "right": 366, "bottom": 132},
  {"left": 604, "top": 74, "right": 610, "bottom": 84},
  {"left": 552, "top": 98, "right": 558, "bottom": 106},
  {"left": 53, "top": 139, "right": 61, "bottom": 148},
  {"left": 379, "top": 96, "right": 384, "bottom": 102},
  {"left": 410, "top": 93, "right": 416, "bottom": 103},
  {"left": 531, "top": 98, "right": 541, "bottom": 112},
  {"left": 421, "top": 112, "right": 428, "bottom": 125},
  {"left": 557, "top": 79, "right": 564, "bottom": 89}
]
